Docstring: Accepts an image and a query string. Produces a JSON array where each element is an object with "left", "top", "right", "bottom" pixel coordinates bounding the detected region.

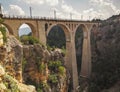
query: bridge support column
[
  {"left": 38, "top": 22, "right": 46, "bottom": 45},
  {"left": 65, "top": 33, "right": 79, "bottom": 92},
  {"left": 80, "top": 30, "right": 91, "bottom": 78},
  {"left": 71, "top": 34, "right": 79, "bottom": 92}
]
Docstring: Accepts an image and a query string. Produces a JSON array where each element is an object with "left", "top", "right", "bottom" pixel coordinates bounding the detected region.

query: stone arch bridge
[{"left": 1, "top": 16, "right": 99, "bottom": 92}]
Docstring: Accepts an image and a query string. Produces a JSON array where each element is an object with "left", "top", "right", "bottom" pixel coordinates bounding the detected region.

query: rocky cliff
[
  {"left": 0, "top": 33, "right": 69, "bottom": 92},
  {"left": 0, "top": 35, "right": 36, "bottom": 92},
  {"left": 22, "top": 44, "right": 69, "bottom": 92},
  {"left": 89, "top": 14, "right": 120, "bottom": 92}
]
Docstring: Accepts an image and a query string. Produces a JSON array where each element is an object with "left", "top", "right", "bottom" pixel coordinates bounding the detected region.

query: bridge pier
[
  {"left": 80, "top": 29, "right": 91, "bottom": 78},
  {"left": 71, "top": 32, "right": 79, "bottom": 92},
  {"left": 65, "top": 33, "right": 79, "bottom": 92},
  {"left": 38, "top": 22, "right": 46, "bottom": 45}
]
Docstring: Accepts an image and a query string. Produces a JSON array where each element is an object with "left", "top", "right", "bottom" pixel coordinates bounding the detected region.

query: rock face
[
  {"left": 0, "top": 33, "right": 69, "bottom": 92},
  {"left": 22, "top": 44, "right": 69, "bottom": 92},
  {"left": 89, "top": 14, "right": 120, "bottom": 92},
  {"left": 0, "top": 65, "right": 36, "bottom": 92},
  {"left": 2, "top": 35, "right": 23, "bottom": 82},
  {"left": 0, "top": 35, "right": 36, "bottom": 92},
  {"left": 0, "top": 65, "right": 5, "bottom": 77}
]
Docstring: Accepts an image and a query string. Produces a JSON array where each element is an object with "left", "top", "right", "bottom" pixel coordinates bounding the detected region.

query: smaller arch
[
  {"left": 90, "top": 24, "right": 99, "bottom": 38},
  {"left": 45, "top": 23, "right": 48, "bottom": 32},
  {"left": 90, "top": 24, "right": 98, "bottom": 31},
  {"left": 69, "top": 24, "right": 70, "bottom": 28},
  {"left": 18, "top": 24, "right": 32, "bottom": 37},
  {"left": 18, "top": 23, "right": 37, "bottom": 38}
]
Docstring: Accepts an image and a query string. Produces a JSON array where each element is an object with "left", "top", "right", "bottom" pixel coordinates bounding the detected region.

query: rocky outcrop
[
  {"left": 1, "top": 35, "right": 23, "bottom": 82},
  {"left": 0, "top": 31, "right": 3, "bottom": 47},
  {"left": 0, "top": 33, "right": 69, "bottom": 92},
  {"left": 89, "top": 14, "right": 120, "bottom": 92},
  {"left": 22, "top": 44, "right": 69, "bottom": 92},
  {"left": 0, "top": 65, "right": 36, "bottom": 92},
  {"left": 0, "top": 35, "right": 36, "bottom": 92}
]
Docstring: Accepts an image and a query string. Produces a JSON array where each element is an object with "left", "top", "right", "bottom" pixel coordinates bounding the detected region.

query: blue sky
[{"left": 1, "top": 0, "right": 120, "bottom": 20}]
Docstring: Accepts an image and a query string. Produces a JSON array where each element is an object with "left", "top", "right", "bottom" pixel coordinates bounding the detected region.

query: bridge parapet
[{"left": 2, "top": 15, "right": 99, "bottom": 23}]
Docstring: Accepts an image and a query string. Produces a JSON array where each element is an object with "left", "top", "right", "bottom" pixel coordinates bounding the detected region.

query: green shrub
[
  {"left": 0, "top": 26, "right": 7, "bottom": 43},
  {"left": 48, "top": 60, "right": 62, "bottom": 71},
  {"left": 58, "top": 66, "right": 65, "bottom": 75},
  {"left": 37, "top": 88, "right": 43, "bottom": 92},
  {"left": 37, "top": 82, "right": 50, "bottom": 92},
  {"left": 20, "top": 35, "right": 39, "bottom": 45},
  {"left": 22, "top": 58, "right": 27, "bottom": 71},
  {"left": 39, "top": 63, "right": 46, "bottom": 73},
  {"left": 46, "top": 44, "right": 52, "bottom": 51},
  {"left": 29, "top": 36, "right": 39, "bottom": 44},
  {"left": 3, "top": 74, "right": 20, "bottom": 92},
  {"left": 48, "top": 74, "right": 58, "bottom": 84}
]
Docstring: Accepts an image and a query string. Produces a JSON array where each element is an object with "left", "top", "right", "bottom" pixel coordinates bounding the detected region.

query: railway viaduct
[{"left": 1, "top": 16, "right": 99, "bottom": 92}]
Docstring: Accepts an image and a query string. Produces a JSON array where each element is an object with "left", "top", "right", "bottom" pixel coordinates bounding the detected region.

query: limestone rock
[
  {"left": 0, "top": 65, "right": 5, "bottom": 77},
  {"left": 0, "top": 31, "right": 3, "bottom": 47},
  {"left": 0, "top": 82, "right": 7, "bottom": 91},
  {"left": 18, "top": 83, "right": 36, "bottom": 92}
]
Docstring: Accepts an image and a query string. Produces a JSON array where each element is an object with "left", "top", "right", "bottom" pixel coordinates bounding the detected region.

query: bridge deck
[{"left": 2, "top": 16, "right": 98, "bottom": 23}]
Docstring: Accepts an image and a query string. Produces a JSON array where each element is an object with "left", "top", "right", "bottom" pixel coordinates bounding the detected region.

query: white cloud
[
  {"left": 90, "top": 0, "right": 120, "bottom": 19},
  {"left": 9, "top": 5, "right": 25, "bottom": 16},
  {"left": 46, "top": 0, "right": 59, "bottom": 6},
  {"left": 23, "top": 0, "right": 44, "bottom": 5},
  {"left": 83, "top": 8, "right": 103, "bottom": 20},
  {"left": 60, "top": 3, "right": 81, "bottom": 19},
  {"left": 23, "top": 0, "right": 59, "bottom": 6}
]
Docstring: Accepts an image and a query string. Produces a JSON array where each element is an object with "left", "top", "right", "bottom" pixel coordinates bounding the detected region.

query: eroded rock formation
[
  {"left": 0, "top": 35, "right": 36, "bottom": 92},
  {"left": 0, "top": 34, "right": 69, "bottom": 92},
  {"left": 22, "top": 44, "right": 69, "bottom": 92}
]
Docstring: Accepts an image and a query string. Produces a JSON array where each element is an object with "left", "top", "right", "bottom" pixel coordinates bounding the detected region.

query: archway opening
[
  {"left": 18, "top": 23, "right": 38, "bottom": 45},
  {"left": 18, "top": 23, "right": 32, "bottom": 37},
  {"left": 47, "top": 25, "right": 66, "bottom": 49},
  {"left": 75, "top": 25, "right": 84, "bottom": 76}
]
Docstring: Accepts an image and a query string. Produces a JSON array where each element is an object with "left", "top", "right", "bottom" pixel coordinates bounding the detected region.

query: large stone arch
[
  {"left": 47, "top": 23, "right": 80, "bottom": 91},
  {"left": 74, "top": 24, "right": 92, "bottom": 78},
  {"left": 74, "top": 24, "right": 85, "bottom": 77},
  {"left": 18, "top": 22, "right": 37, "bottom": 38},
  {"left": 1, "top": 23, "right": 14, "bottom": 35},
  {"left": 47, "top": 23, "right": 71, "bottom": 42},
  {"left": 46, "top": 23, "right": 72, "bottom": 67}
]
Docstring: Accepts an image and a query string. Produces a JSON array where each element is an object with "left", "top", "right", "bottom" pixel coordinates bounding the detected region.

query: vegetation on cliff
[
  {"left": 22, "top": 44, "right": 68, "bottom": 92},
  {"left": 20, "top": 35, "right": 39, "bottom": 45},
  {"left": 89, "top": 14, "right": 120, "bottom": 92},
  {"left": 0, "top": 18, "right": 7, "bottom": 43}
]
